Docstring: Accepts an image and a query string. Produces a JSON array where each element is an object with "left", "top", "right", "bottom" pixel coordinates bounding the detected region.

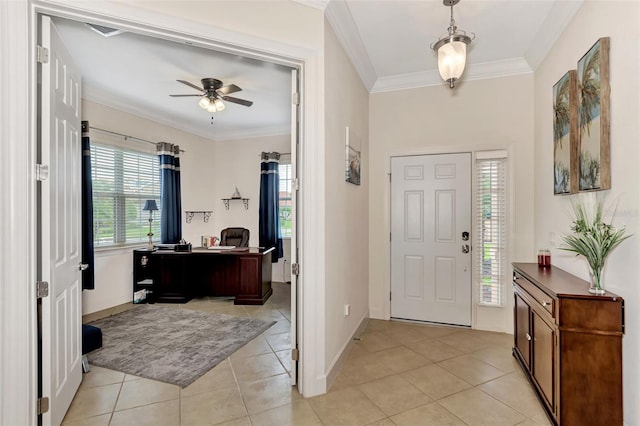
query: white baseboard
[{"left": 325, "top": 312, "right": 369, "bottom": 390}]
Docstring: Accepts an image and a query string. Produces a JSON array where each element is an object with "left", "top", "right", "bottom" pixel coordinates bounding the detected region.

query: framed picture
[
  {"left": 345, "top": 126, "right": 361, "bottom": 186},
  {"left": 553, "top": 70, "right": 578, "bottom": 195},
  {"left": 577, "top": 37, "right": 610, "bottom": 191}
]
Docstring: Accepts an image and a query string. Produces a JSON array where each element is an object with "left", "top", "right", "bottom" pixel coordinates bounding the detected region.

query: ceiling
[{"left": 53, "top": 0, "right": 582, "bottom": 143}]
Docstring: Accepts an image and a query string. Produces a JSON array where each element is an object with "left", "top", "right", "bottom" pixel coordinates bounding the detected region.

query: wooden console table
[
  {"left": 512, "top": 263, "right": 624, "bottom": 425},
  {"left": 133, "top": 247, "right": 273, "bottom": 305}
]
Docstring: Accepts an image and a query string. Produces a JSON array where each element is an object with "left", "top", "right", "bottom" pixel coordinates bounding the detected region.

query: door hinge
[
  {"left": 390, "top": 232, "right": 392, "bottom": 242},
  {"left": 390, "top": 291, "right": 392, "bottom": 301},
  {"left": 292, "top": 92, "right": 300, "bottom": 105},
  {"left": 37, "top": 45, "right": 49, "bottom": 64},
  {"left": 36, "top": 164, "right": 49, "bottom": 181},
  {"left": 292, "top": 178, "right": 299, "bottom": 191},
  {"left": 37, "top": 397, "right": 49, "bottom": 415},
  {"left": 388, "top": 173, "right": 391, "bottom": 182},
  {"left": 291, "top": 348, "right": 299, "bottom": 361},
  {"left": 36, "top": 281, "right": 49, "bottom": 299},
  {"left": 291, "top": 263, "right": 300, "bottom": 276}
]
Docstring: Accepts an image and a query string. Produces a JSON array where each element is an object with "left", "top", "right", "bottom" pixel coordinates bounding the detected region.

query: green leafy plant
[{"left": 561, "top": 199, "right": 631, "bottom": 293}]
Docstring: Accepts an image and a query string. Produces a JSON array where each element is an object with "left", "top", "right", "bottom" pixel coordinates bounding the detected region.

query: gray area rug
[{"left": 88, "top": 304, "right": 275, "bottom": 387}]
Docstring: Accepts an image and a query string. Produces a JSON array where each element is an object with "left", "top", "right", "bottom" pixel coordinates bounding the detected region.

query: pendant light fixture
[{"left": 431, "top": 0, "right": 475, "bottom": 89}]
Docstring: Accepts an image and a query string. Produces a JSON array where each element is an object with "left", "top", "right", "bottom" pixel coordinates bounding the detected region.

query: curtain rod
[{"left": 89, "top": 126, "right": 186, "bottom": 152}]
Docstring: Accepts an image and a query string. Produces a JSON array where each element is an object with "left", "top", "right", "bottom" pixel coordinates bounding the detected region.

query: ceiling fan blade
[
  {"left": 222, "top": 96, "right": 253, "bottom": 107},
  {"left": 216, "top": 84, "right": 242, "bottom": 96},
  {"left": 169, "top": 94, "right": 203, "bottom": 97},
  {"left": 177, "top": 79, "right": 204, "bottom": 92}
]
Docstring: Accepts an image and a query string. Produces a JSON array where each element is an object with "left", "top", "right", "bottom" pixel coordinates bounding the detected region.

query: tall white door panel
[
  {"left": 40, "top": 15, "right": 83, "bottom": 425},
  {"left": 391, "top": 153, "right": 471, "bottom": 326}
]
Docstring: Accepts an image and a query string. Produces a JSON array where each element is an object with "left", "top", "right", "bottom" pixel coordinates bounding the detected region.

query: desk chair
[{"left": 220, "top": 227, "right": 250, "bottom": 247}]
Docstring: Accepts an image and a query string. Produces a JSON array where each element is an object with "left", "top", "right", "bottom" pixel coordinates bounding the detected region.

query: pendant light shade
[{"left": 431, "top": 0, "right": 474, "bottom": 89}]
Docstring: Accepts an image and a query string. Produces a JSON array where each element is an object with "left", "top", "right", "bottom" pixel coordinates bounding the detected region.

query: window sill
[{"left": 94, "top": 243, "right": 154, "bottom": 257}]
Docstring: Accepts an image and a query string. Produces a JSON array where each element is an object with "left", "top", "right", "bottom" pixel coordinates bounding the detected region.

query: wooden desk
[{"left": 133, "top": 247, "right": 273, "bottom": 305}]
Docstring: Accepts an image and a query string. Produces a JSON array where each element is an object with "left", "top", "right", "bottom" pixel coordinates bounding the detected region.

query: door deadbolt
[{"left": 462, "top": 231, "right": 469, "bottom": 241}]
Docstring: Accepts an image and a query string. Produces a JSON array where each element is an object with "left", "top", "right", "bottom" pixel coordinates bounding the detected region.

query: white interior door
[
  {"left": 40, "top": 15, "right": 83, "bottom": 425},
  {"left": 391, "top": 153, "right": 471, "bottom": 326},
  {"left": 289, "top": 68, "right": 299, "bottom": 385}
]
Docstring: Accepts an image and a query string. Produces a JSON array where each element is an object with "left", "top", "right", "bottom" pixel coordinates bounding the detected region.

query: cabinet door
[
  {"left": 532, "top": 311, "right": 555, "bottom": 411},
  {"left": 155, "top": 254, "right": 190, "bottom": 302},
  {"left": 514, "top": 292, "right": 531, "bottom": 368}
]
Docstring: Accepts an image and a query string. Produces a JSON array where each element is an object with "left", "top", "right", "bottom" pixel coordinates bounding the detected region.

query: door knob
[
  {"left": 462, "top": 244, "right": 470, "bottom": 254},
  {"left": 78, "top": 263, "right": 89, "bottom": 271}
]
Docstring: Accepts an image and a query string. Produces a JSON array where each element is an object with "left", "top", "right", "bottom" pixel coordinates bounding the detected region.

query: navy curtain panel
[
  {"left": 81, "top": 121, "right": 95, "bottom": 290},
  {"left": 157, "top": 142, "right": 182, "bottom": 243},
  {"left": 259, "top": 152, "right": 283, "bottom": 262}
]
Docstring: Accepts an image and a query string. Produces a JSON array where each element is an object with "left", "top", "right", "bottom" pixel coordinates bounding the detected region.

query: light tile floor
[{"left": 64, "top": 283, "right": 550, "bottom": 425}]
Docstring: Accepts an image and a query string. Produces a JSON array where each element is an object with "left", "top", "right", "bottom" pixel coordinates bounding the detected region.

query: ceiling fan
[{"left": 170, "top": 78, "right": 253, "bottom": 113}]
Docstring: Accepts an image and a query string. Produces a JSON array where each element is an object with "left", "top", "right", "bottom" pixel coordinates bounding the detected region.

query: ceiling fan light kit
[
  {"left": 431, "top": 0, "right": 475, "bottom": 89},
  {"left": 170, "top": 77, "right": 252, "bottom": 114}
]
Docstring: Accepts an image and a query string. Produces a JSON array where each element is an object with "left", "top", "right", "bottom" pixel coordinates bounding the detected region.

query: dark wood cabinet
[
  {"left": 133, "top": 249, "right": 155, "bottom": 303},
  {"left": 512, "top": 263, "right": 624, "bottom": 426},
  {"left": 133, "top": 247, "right": 274, "bottom": 304}
]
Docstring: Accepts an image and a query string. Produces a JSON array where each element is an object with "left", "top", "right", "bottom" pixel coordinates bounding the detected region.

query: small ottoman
[{"left": 81, "top": 324, "right": 102, "bottom": 373}]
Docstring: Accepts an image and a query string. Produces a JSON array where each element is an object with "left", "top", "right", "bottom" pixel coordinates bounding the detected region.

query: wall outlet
[{"left": 344, "top": 304, "right": 350, "bottom": 317}]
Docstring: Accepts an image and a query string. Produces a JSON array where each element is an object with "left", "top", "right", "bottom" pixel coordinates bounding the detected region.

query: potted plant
[{"left": 561, "top": 198, "right": 631, "bottom": 294}]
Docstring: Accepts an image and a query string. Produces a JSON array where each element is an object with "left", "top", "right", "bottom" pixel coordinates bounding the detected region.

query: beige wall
[
  {"left": 369, "top": 75, "right": 535, "bottom": 333},
  {"left": 82, "top": 100, "right": 289, "bottom": 314},
  {"left": 323, "top": 21, "right": 370, "bottom": 376},
  {"left": 533, "top": 2, "right": 640, "bottom": 423}
]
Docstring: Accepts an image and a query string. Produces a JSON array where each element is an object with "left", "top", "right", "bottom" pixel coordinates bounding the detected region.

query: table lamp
[{"left": 143, "top": 200, "right": 158, "bottom": 250}]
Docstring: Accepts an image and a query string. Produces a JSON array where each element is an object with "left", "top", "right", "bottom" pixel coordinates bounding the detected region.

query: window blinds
[
  {"left": 476, "top": 156, "right": 507, "bottom": 307},
  {"left": 91, "top": 143, "right": 161, "bottom": 247}
]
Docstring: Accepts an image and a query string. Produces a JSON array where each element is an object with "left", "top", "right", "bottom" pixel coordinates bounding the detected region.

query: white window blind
[
  {"left": 278, "top": 162, "right": 293, "bottom": 238},
  {"left": 91, "top": 143, "right": 161, "bottom": 247},
  {"left": 476, "top": 156, "right": 507, "bottom": 307}
]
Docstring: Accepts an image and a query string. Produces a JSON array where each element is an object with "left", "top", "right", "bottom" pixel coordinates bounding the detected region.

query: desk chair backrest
[{"left": 220, "top": 227, "right": 250, "bottom": 247}]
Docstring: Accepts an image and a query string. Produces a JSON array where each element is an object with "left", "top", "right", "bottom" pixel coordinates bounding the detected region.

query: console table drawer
[{"left": 514, "top": 273, "right": 555, "bottom": 317}]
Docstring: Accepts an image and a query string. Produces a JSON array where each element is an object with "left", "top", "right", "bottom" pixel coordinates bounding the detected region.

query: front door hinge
[
  {"left": 36, "top": 164, "right": 49, "bottom": 181},
  {"left": 291, "top": 263, "right": 300, "bottom": 276},
  {"left": 37, "top": 397, "right": 49, "bottom": 415},
  {"left": 292, "top": 178, "right": 299, "bottom": 191},
  {"left": 36, "top": 281, "right": 49, "bottom": 299},
  {"left": 292, "top": 92, "right": 300, "bottom": 105},
  {"left": 37, "top": 45, "right": 49, "bottom": 64},
  {"left": 291, "top": 348, "right": 299, "bottom": 361}
]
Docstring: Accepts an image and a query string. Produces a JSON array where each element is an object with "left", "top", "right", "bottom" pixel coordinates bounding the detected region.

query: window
[
  {"left": 278, "top": 161, "right": 293, "bottom": 238},
  {"left": 475, "top": 152, "right": 507, "bottom": 307},
  {"left": 91, "top": 143, "right": 161, "bottom": 247}
]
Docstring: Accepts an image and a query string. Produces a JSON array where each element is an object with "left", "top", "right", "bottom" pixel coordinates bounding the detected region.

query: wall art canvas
[
  {"left": 553, "top": 70, "right": 578, "bottom": 194},
  {"left": 345, "top": 126, "right": 361, "bottom": 186},
  {"left": 577, "top": 37, "right": 610, "bottom": 191}
]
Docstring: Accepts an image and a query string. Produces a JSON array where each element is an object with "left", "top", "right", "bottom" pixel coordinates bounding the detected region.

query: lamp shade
[
  {"left": 143, "top": 199, "right": 158, "bottom": 211},
  {"left": 437, "top": 40, "right": 467, "bottom": 83}
]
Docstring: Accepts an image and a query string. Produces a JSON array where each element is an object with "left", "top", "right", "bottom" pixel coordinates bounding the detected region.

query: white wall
[
  {"left": 323, "top": 21, "right": 370, "bottom": 379},
  {"left": 532, "top": 2, "right": 640, "bottom": 424},
  {"left": 369, "top": 75, "right": 535, "bottom": 333},
  {"left": 82, "top": 100, "right": 290, "bottom": 314}
]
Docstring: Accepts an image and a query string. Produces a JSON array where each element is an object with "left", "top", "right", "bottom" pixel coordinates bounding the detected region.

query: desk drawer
[{"left": 514, "top": 274, "right": 555, "bottom": 318}]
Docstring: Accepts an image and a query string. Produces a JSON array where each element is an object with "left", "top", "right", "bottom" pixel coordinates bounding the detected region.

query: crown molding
[
  {"left": 83, "top": 93, "right": 288, "bottom": 143},
  {"left": 325, "top": 0, "right": 377, "bottom": 91},
  {"left": 525, "top": 0, "right": 583, "bottom": 71},
  {"left": 293, "top": 0, "right": 329, "bottom": 11},
  {"left": 371, "top": 57, "right": 532, "bottom": 93}
]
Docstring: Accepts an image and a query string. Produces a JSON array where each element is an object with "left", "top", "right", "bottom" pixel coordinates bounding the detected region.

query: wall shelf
[
  {"left": 222, "top": 198, "right": 249, "bottom": 210},
  {"left": 185, "top": 211, "right": 212, "bottom": 223}
]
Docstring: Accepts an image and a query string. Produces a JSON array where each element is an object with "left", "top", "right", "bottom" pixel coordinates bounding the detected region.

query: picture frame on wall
[
  {"left": 345, "top": 126, "right": 361, "bottom": 186},
  {"left": 577, "top": 37, "right": 610, "bottom": 191},
  {"left": 553, "top": 70, "right": 579, "bottom": 195}
]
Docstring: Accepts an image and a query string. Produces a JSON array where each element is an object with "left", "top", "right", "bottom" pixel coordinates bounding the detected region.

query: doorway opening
[{"left": 36, "top": 10, "right": 304, "bottom": 423}]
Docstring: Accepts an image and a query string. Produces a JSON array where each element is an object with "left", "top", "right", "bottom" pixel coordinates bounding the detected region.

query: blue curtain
[
  {"left": 81, "top": 121, "right": 95, "bottom": 289},
  {"left": 259, "top": 152, "right": 283, "bottom": 262},
  {"left": 157, "top": 142, "right": 182, "bottom": 243}
]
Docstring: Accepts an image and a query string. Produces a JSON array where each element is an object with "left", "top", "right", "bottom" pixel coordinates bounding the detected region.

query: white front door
[
  {"left": 390, "top": 153, "right": 471, "bottom": 326},
  {"left": 40, "top": 15, "right": 83, "bottom": 426}
]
